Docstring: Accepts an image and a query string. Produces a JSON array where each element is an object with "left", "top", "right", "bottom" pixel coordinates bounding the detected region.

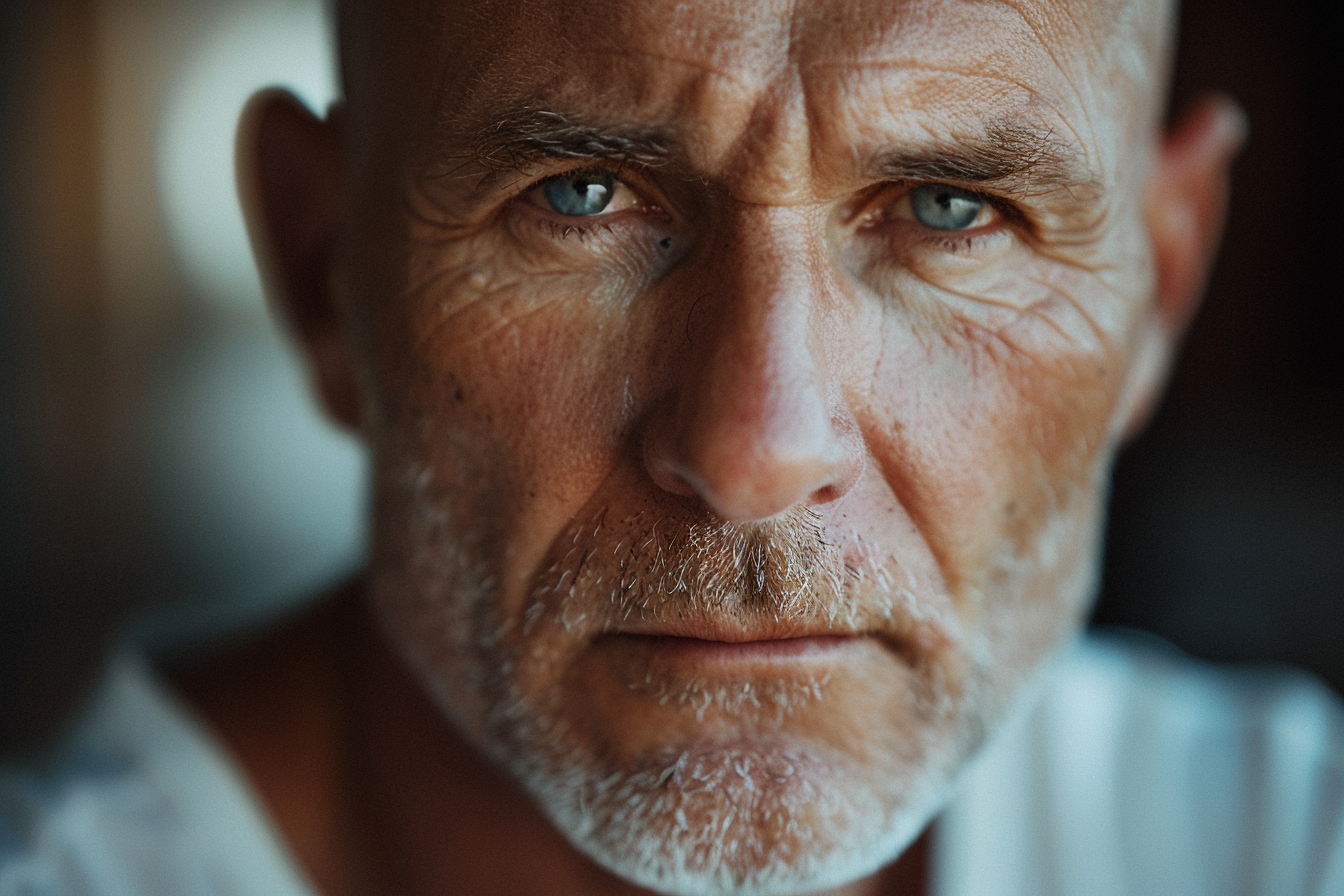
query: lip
[
  {"left": 611, "top": 617, "right": 865, "bottom": 644},
  {"left": 596, "top": 632, "right": 884, "bottom": 677},
  {"left": 615, "top": 632, "right": 865, "bottom": 659}
]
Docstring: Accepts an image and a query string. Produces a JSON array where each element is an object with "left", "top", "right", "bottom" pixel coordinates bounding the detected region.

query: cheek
[
  {"left": 367, "top": 257, "right": 660, "bottom": 604},
  {"left": 858, "top": 259, "right": 1132, "bottom": 602}
]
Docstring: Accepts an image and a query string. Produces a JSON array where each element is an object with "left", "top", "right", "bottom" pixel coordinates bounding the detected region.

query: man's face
[{"left": 326, "top": 0, "right": 1173, "bottom": 891}]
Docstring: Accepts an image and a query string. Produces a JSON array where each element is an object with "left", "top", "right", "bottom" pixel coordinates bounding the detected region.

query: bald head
[
  {"left": 330, "top": 0, "right": 1179, "bottom": 173},
  {"left": 244, "top": 0, "right": 1241, "bottom": 892}
]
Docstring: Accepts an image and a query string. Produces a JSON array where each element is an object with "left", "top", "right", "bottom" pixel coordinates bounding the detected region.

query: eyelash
[{"left": 537, "top": 218, "right": 614, "bottom": 240}]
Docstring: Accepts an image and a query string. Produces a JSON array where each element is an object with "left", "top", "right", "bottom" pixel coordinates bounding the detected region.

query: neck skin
[{"left": 170, "top": 583, "right": 930, "bottom": 896}]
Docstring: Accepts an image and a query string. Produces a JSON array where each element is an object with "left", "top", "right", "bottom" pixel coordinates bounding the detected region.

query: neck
[{"left": 174, "top": 587, "right": 929, "bottom": 896}]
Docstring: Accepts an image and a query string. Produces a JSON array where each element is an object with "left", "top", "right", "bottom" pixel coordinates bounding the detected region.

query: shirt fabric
[{"left": 2, "top": 631, "right": 1342, "bottom": 896}]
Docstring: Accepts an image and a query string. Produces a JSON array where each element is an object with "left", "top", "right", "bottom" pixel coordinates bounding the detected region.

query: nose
[{"left": 643, "top": 209, "right": 863, "bottom": 523}]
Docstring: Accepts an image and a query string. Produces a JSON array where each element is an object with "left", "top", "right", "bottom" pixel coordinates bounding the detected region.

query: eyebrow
[
  {"left": 444, "top": 106, "right": 1101, "bottom": 203},
  {"left": 461, "top": 107, "right": 676, "bottom": 178},
  {"left": 868, "top": 122, "right": 1103, "bottom": 201}
]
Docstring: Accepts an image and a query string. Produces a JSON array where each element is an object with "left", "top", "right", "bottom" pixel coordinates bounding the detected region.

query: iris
[
  {"left": 543, "top": 171, "right": 616, "bottom": 216},
  {"left": 909, "top": 184, "right": 985, "bottom": 230}
]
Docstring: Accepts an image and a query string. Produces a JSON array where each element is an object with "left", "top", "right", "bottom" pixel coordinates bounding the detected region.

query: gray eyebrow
[
  {"left": 435, "top": 106, "right": 1100, "bottom": 206},
  {"left": 464, "top": 107, "right": 676, "bottom": 176},
  {"left": 869, "top": 122, "right": 1103, "bottom": 201}
]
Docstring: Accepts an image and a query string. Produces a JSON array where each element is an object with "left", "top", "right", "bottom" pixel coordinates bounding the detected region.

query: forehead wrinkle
[
  {"left": 397, "top": 0, "right": 1145, "bottom": 208},
  {"left": 706, "top": 68, "right": 820, "bottom": 205},
  {"left": 416, "top": 38, "right": 775, "bottom": 175},
  {"left": 973, "top": 0, "right": 1174, "bottom": 148},
  {"left": 812, "top": 56, "right": 1109, "bottom": 191},
  {"left": 784, "top": 0, "right": 1117, "bottom": 196}
]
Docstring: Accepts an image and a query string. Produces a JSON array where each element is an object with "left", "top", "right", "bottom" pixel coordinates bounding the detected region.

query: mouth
[
  {"left": 611, "top": 632, "right": 870, "bottom": 661},
  {"left": 595, "top": 627, "right": 894, "bottom": 684},
  {"left": 588, "top": 630, "right": 903, "bottom": 726}
]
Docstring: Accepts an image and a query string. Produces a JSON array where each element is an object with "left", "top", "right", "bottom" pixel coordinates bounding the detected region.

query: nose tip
[{"left": 642, "top": 368, "right": 864, "bottom": 524}]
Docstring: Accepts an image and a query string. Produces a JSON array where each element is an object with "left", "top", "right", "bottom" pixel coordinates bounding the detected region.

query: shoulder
[
  {"left": 0, "top": 655, "right": 315, "bottom": 896},
  {"left": 1058, "top": 630, "right": 1344, "bottom": 777},
  {"left": 937, "top": 630, "right": 1344, "bottom": 896}
]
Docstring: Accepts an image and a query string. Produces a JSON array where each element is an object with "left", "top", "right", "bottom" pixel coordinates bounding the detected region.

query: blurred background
[
  {"left": 0, "top": 0, "right": 361, "bottom": 756},
  {"left": 0, "top": 0, "right": 1340, "bottom": 758}
]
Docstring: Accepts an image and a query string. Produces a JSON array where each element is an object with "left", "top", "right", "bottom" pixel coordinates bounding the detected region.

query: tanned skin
[
  {"left": 174, "top": 592, "right": 928, "bottom": 896},
  {"left": 175, "top": 0, "right": 1244, "bottom": 893}
]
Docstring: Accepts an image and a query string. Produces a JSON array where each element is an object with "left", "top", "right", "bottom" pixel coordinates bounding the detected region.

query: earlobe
[
  {"left": 237, "top": 88, "right": 362, "bottom": 432},
  {"left": 1121, "top": 94, "right": 1247, "bottom": 439}
]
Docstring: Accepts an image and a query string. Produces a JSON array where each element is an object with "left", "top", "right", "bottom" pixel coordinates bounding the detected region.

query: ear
[
  {"left": 1121, "top": 94, "right": 1247, "bottom": 439},
  {"left": 237, "top": 88, "right": 362, "bottom": 432}
]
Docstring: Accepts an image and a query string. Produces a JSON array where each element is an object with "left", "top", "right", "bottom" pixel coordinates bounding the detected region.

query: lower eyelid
[{"left": 506, "top": 201, "right": 678, "bottom": 263}]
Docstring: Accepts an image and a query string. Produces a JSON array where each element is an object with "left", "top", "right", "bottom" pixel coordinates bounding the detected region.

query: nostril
[
  {"left": 643, "top": 419, "right": 700, "bottom": 498},
  {"left": 810, "top": 483, "right": 842, "bottom": 505}
]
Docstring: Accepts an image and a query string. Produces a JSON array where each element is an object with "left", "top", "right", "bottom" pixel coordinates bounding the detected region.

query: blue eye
[
  {"left": 542, "top": 171, "right": 616, "bottom": 217},
  {"left": 909, "top": 184, "right": 987, "bottom": 230}
]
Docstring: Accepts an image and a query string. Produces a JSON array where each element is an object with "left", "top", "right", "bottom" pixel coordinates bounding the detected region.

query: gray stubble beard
[
  {"left": 368, "top": 446, "right": 1099, "bottom": 896},
  {"left": 466, "top": 507, "right": 988, "bottom": 896}
]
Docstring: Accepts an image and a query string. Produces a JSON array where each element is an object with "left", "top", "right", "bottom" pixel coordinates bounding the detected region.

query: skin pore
[{"left": 184, "top": 0, "right": 1244, "bottom": 894}]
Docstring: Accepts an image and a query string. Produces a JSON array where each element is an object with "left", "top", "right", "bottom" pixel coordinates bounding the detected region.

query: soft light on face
[{"left": 340, "top": 0, "right": 1174, "bottom": 892}]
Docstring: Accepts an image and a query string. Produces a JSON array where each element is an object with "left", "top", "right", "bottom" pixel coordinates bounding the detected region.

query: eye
[
  {"left": 906, "top": 184, "right": 994, "bottom": 230},
  {"left": 540, "top": 170, "right": 618, "bottom": 217}
]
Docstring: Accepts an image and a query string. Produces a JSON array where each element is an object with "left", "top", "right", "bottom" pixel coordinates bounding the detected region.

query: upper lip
[{"left": 608, "top": 618, "right": 872, "bottom": 644}]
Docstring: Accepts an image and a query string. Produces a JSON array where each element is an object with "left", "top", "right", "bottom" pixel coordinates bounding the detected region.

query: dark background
[
  {"left": 1093, "top": 0, "right": 1344, "bottom": 691},
  {"left": 1, "top": 0, "right": 1341, "bottom": 757}
]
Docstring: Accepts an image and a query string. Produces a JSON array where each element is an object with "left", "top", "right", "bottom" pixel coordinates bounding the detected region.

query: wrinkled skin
[{"left": 239, "top": 0, "right": 1242, "bottom": 893}]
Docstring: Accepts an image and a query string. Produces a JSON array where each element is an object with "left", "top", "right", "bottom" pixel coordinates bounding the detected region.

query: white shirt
[
  {"left": 3, "top": 632, "right": 1342, "bottom": 895},
  {"left": 936, "top": 632, "right": 1344, "bottom": 896},
  {"left": 0, "top": 653, "right": 313, "bottom": 896}
]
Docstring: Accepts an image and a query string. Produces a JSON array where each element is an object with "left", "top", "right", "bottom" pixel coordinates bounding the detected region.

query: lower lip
[{"left": 608, "top": 634, "right": 869, "bottom": 666}]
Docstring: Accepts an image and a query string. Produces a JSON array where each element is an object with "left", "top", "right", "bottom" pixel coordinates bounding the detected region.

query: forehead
[{"left": 342, "top": 0, "right": 1166, "bottom": 189}]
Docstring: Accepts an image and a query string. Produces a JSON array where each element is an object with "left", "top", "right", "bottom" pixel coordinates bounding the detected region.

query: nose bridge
[
  {"left": 703, "top": 206, "right": 820, "bottom": 390},
  {"left": 644, "top": 203, "right": 861, "bottom": 523}
]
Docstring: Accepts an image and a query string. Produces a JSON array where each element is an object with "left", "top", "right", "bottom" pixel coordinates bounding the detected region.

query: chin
[
  {"left": 496, "top": 725, "right": 959, "bottom": 896},
  {"left": 478, "top": 629, "right": 995, "bottom": 896}
]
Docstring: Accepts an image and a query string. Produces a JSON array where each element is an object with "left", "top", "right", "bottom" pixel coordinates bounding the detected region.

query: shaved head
[{"left": 246, "top": 0, "right": 1239, "bottom": 892}]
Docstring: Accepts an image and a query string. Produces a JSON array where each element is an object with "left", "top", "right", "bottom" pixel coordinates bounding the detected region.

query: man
[{"left": 3, "top": 0, "right": 1341, "bottom": 894}]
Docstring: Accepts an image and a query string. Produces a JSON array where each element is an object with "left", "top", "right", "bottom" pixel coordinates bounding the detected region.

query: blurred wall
[
  {"left": 1094, "top": 0, "right": 1344, "bottom": 693},
  {"left": 0, "top": 0, "right": 363, "bottom": 757},
  {"left": 0, "top": 0, "right": 1340, "bottom": 759}
]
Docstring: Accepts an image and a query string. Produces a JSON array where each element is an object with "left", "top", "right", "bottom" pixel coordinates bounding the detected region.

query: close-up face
[{"left": 302, "top": 0, "right": 1181, "bottom": 892}]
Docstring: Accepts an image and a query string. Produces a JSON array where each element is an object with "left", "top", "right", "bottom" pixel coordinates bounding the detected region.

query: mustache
[{"left": 524, "top": 506, "right": 899, "bottom": 634}]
